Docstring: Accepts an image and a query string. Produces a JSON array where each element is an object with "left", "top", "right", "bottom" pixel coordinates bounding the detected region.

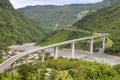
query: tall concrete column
[
  {"left": 11, "top": 62, "right": 15, "bottom": 70},
  {"left": 54, "top": 46, "right": 58, "bottom": 59},
  {"left": 102, "top": 36, "right": 106, "bottom": 50},
  {"left": 25, "top": 55, "right": 28, "bottom": 63},
  {"left": 37, "top": 51, "right": 41, "bottom": 59},
  {"left": 90, "top": 38, "right": 94, "bottom": 54},
  {"left": 41, "top": 50, "right": 45, "bottom": 62},
  {"left": 71, "top": 42, "right": 75, "bottom": 59}
]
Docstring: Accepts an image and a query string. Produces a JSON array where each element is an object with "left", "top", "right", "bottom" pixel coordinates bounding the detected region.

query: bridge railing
[{"left": 0, "top": 34, "right": 109, "bottom": 73}]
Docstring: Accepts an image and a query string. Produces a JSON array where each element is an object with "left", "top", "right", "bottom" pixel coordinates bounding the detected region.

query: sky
[{"left": 10, "top": 0, "right": 103, "bottom": 9}]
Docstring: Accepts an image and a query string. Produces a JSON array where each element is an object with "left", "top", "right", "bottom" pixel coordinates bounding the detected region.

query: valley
[
  {"left": 0, "top": 0, "right": 120, "bottom": 80},
  {"left": 38, "top": 1, "right": 120, "bottom": 56}
]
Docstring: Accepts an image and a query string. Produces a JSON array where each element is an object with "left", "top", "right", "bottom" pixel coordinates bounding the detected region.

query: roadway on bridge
[
  {"left": 1, "top": 34, "right": 119, "bottom": 73},
  {"left": 0, "top": 47, "right": 120, "bottom": 73}
]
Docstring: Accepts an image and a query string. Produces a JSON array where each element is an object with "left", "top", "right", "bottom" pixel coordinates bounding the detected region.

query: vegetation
[
  {"left": 38, "top": 30, "right": 91, "bottom": 46},
  {"left": 73, "top": 2, "right": 120, "bottom": 55},
  {"left": 18, "top": 0, "right": 120, "bottom": 31},
  {"left": 0, "top": 58, "right": 120, "bottom": 80},
  {"left": 38, "top": 1, "right": 120, "bottom": 55},
  {"left": 1, "top": 1, "right": 120, "bottom": 79},
  {"left": 0, "top": 0, "right": 46, "bottom": 49}
]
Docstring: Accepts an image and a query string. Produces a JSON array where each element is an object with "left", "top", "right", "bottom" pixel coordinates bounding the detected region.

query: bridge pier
[
  {"left": 37, "top": 51, "right": 41, "bottom": 59},
  {"left": 0, "top": 34, "right": 109, "bottom": 73},
  {"left": 54, "top": 46, "right": 58, "bottom": 59},
  {"left": 11, "top": 62, "right": 15, "bottom": 70},
  {"left": 102, "top": 36, "right": 106, "bottom": 50},
  {"left": 71, "top": 42, "right": 75, "bottom": 59},
  {"left": 25, "top": 55, "right": 28, "bottom": 63},
  {"left": 90, "top": 38, "right": 94, "bottom": 54},
  {"left": 42, "top": 50, "right": 45, "bottom": 62}
]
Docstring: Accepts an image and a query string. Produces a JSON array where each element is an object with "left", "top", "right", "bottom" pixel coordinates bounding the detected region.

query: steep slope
[
  {"left": 73, "top": 2, "right": 120, "bottom": 54},
  {"left": 0, "top": 0, "right": 45, "bottom": 47},
  {"left": 39, "top": 2, "right": 120, "bottom": 55},
  {"left": 18, "top": 0, "right": 120, "bottom": 30},
  {"left": 38, "top": 29, "right": 91, "bottom": 46}
]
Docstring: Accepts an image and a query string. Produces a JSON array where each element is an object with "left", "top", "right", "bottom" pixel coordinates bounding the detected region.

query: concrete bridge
[{"left": 0, "top": 34, "right": 109, "bottom": 73}]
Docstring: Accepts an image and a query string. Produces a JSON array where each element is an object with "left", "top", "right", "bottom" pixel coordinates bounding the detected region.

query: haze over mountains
[
  {"left": 18, "top": 0, "right": 119, "bottom": 30},
  {"left": 0, "top": 0, "right": 45, "bottom": 46}
]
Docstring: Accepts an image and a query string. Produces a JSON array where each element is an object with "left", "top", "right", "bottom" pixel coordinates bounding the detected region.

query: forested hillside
[
  {"left": 0, "top": 0, "right": 45, "bottom": 48},
  {"left": 39, "top": 2, "right": 120, "bottom": 55},
  {"left": 73, "top": 2, "right": 120, "bottom": 55},
  {"left": 18, "top": 0, "right": 120, "bottom": 30},
  {"left": 0, "top": 58, "right": 120, "bottom": 80}
]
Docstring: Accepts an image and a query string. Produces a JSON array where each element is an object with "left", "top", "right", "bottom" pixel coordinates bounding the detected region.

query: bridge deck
[{"left": 0, "top": 34, "right": 109, "bottom": 73}]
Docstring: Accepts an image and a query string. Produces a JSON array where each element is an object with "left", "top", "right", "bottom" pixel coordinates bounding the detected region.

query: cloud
[{"left": 10, "top": 0, "right": 103, "bottom": 9}]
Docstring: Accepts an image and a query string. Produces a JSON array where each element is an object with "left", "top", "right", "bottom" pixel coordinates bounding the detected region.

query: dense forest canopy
[
  {"left": 0, "top": 0, "right": 45, "bottom": 49},
  {"left": 0, "top": 58, "right": 120, "bottom": 80}
]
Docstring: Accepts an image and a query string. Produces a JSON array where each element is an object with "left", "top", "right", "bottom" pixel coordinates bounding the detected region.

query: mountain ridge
[{"left": 18, "top": 0, "right": 120, "bottom": 30}]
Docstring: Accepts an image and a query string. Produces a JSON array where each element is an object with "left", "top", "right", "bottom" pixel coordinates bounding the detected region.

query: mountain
[
  {"left": 18, "top": 0, "right": 120, "bottom": 31},
  {"left": 0, "top": 0, "right": 45, "bottom": 48},
  {"left": 73, "top": 2, "right": 120, "bottom": 55},
  {"left": 39, "top": 2, "right": 120, "bottom": 55}
]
